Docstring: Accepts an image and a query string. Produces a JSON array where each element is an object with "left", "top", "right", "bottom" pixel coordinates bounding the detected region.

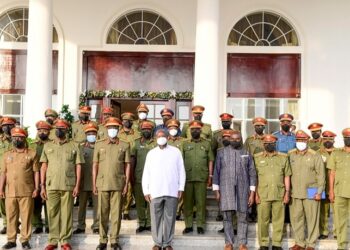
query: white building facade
[{"left": 0, "top": 0, "right": 349, "bottom": 145}]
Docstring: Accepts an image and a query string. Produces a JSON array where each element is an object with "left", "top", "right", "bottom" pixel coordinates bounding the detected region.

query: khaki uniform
[
  {"left": 93, "top": 138, "right": 130, "bottom": 244},
  {"left": 97, "top": 124, "right": 107, "bottom": 141},
  {"left": 254, "top": 151, "right": 291, "bottom": 247},
  {"left": 118, "top": 128, "right": 141, "bottom": 216},
  {"left": 0, "top": 135, "right": 12, "bottom": 227},
  {"left": 183, "top": 138, "right": 214, "bottom": 228},
  {"left": 244, "top": 134, "right": 265, "bottom": 155},
  {"left": 327, "top": 148, "right": 350, "bottom": 249},
  {"left": 212, "top": 129, "right": 233, "bottom": 154},
  {"left": 181, "top": 122, "right": 212, "bottom": 141},
  {"left": 72, "top": 120, "right": 91, "bottom": 143},
  {"left": 2, "top": 148, "right": 39, "bottom": 243},
  {"left": 131, "top": 138, "right": 156, "bottom": 228},
  {"left": 309, "top": 139, "right": 323, "bottom": 151},
  {"left": 40, "top": 139, "right": 83, "bottom": 245},
  {"left": 77, "top": 142, "right": 99, "bottom": 230},
  {"left": 318, "top": 148, "right": 336, "bottom": 237},
  {"left": 132, "top": 119, "right": 155, "bottom": 133},
  {"left": 29, "top": 139, "right": 50, "bottom": 229},
  {"left": 288, "top": 148, "right": 325, "bottom": 248}
]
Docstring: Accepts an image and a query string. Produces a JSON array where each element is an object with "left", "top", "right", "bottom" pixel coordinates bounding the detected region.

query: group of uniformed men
[{"left": 0, "top": 103, "right": 348, "bottom": 250}]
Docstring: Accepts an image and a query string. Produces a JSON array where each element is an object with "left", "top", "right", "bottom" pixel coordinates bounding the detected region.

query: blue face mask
[
  {"left": 107, "top": 128, "right": 118, "bottom": 138},
  {"left": 86, "top": 135, "right": 96, "bottom": 143}
]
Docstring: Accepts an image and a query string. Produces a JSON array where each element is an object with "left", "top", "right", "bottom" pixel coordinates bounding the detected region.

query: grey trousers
[
  {"left": 223, "top": 210, "right": 248, "bottom": 245},
  {"left": 150, "top": 196, "right": 178, "bottom": 247}
]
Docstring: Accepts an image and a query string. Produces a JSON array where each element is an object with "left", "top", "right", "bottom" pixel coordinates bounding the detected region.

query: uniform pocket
[
  {"left": 277, "top": 183, "right": 285, "bottom": 199},
  {"left": 258, "top": 183, "right": 268, "bottom": 199},
  {"left": 118, "top": 148, "right": 126, "bottom": 161},
  {"left": 65, "top": 170, "right": 76, "bottom": 186}
]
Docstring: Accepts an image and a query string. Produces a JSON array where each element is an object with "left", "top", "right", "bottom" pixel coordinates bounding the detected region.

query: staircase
[{"left": 0, "top": 190, "right": 342, "bottom": 249}]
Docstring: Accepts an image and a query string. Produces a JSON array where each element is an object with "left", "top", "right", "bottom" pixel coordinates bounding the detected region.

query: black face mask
[
  {"left": 55, "top": 129, "right": 66, "bottom": 139},
  {"left": 221, "top": 121, "right": 231, "bottom": 130},
  {"left": 311, "top": 132, "right": 321, "bottom": 140},
  {"left": 264, "top": 143, "right": 276, "bottom": 153},
  {"left": 123, "top": 120, "right": 132, "bottom": 129},
  {"left": 323, "top": 141, "right": 334, "bottom": 149},
  {"left": 230, "top": 141, "right": 241, "bottom": 149},
  {"left": 142, "top": 130, "right": 152, "bottom": 139},
  {"left": 193, "top": 115, "right": 202, "bottom": 121},
  {"left": 13, "top": 140, "right": 25, "bottom": 148},
  {"left": 191, "top": 130, "right": 201, "bottom": 139},
  {"left": 46, "top": 117, "right": 54, "bottom": 125},
  {"left": 38, "top": 133, "right": 49, "bottom": 141},
  {"left": 255, "top": 126, "right": 265, "bottom": 135},
  {"left": 344, "top": 138, "right": 350, "bottom": 147},
  {"left": 79, "top": 115, "right": 89, "bottom": 122},
  {"left": 2, "top": 125, "right": 13, "bottom": 136},
  {"left": 281, "top": 124, "right": 290, "bottom": 133},
  {"left": 222, "top": 139, "right": 231, "bottom": 147}
]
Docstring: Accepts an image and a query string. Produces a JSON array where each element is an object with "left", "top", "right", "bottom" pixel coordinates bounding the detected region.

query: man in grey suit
[{"left": 213, "top": 130, "right": 257, "bottom": 250}]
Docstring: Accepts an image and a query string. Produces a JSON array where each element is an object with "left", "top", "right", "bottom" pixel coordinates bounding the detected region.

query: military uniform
[
  {"left": 40, "top": 119, "right": 83, "bottom": 247},
  {"left": 132, "top": 119, "right": 156, "bottom": 133},
  {"left": 254, "top": 142, "right": 291, "bottom": 248},
  {"left": 328, "top": 145, "right": 350, "bottom": 249},
  {"left": 72, "top": 105, "right": 93, "bottom": 143},
  {"left": 288, "top": 130, "right": 325, "bottom": 249},
  {"left": 308, "top": 122, "right": 324, "bottom": 151},
  {"left": 93, "top": 136, "right": 130, "bottom": 245},
  {"left": 309, "top": 139, "right": 323, "bottom": 151},
  {"left": 1, "top": 128, "right": 39, "bottom": 247},
  {"left": 131, "top": 136, "right": 156, "bottom": 229},
  {"left": 244, "top": 134, "right": 265, "bottom": 156},
  {"left": 44, "top": 109, "right": 59, "bottom": 141},
  {"left": 181, "top": 122, "right": 212, "bottom": 140},
  {"left": 183, "top": 127, "right": 214, "bottom": 230}
]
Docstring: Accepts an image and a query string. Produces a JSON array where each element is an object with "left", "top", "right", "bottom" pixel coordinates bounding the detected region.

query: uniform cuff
[
  {"left": 212, "top": 184, "right": 220, "bottom": 191},
  {"left": 250, "top": 186, "right": 256, "bottom": 192}
]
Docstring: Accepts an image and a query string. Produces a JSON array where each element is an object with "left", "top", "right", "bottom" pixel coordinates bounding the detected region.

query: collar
[
  {"left": 296, "top": 149, "right": 308, "bottom": 155},
  {"left": 108, "top": 138, "right": 119, "bottom": 145},
  {"left": 254, "top": 134, "right": 264, "bottom": 140},
  {"left": 263, "top": 151, "right": 277, "bottom": 157},
  {"left": 279, "top": 131, "right": 293, "bottom": 136},
  {"left": 54, "top": 138, "right": 69, "bottom": 145}
]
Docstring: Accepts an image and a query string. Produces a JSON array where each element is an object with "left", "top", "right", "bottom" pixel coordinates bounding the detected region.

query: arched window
[
  {"left": 106, "top": 9, "right": 177, "bottom": 45},
  {"left": 228, "top": 11, "right": 299, "bottom": 46},
  {"left": 0, "top": 7, "right": 58, "bottom": 42}
]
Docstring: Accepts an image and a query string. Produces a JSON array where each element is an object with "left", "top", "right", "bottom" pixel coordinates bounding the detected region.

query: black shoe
[
  {"left": 233, "top": 229, "right": 237, "bottom": 235},
  {"left": 122, "top": 214, "right": 130, "bottom": 220},
  {"left": 259, "top": 247, "right": 269, "bottom": 250},
  {"left": 144, "top": 226, "right": 151, "bottom": 231},
  {"left": 96, "top": 243, "right": 107, "bottom": 250},
  {"left": 197, "top": 227, "right": 204, "bottom": 234},
  {"left": 218, "top": 228, "right": 224, "bottom": 233},
  {"left": 131, "top": 203, "right": 136, "bottom": 209},
  {"left": 93, "top": 228, "right": 99, "bottom": 234},
  {"left": 193, "top": 212, "right": 196, "bottom": 219},
  {"left": 0, "top": 227, "right": 6, "bottom": 234},
  {"left": 2, "top": 242, "right": 16, "bottom": 249},
  {"left": 22, "top": 241, "right": 31, "bottom": 249},
  {"left": 216, "top": 214, "right": 223, "bottom": 221},
  {"left": 182, "top": 227, "right": 193, "bottom": 234},
  {"left": 272, "top": 246, "right": 283, "bottom": 250},
  {"left": 33, "top": 227, "right": 43, "bottom": 234},
  {"left": 318, "top": 234, "right": 328, "bottom": 240},
  {"left": 111, "top": 243, "right": 122, "bottom": 250},
  {"left": 176, "top": 215, "right": 182, "bottom": 221},
  {"left": 136, "top": 226, "right": 145, "bottom": 233},
  {"left": 73, "top": 228, "right": 85, "bottom": 234}
]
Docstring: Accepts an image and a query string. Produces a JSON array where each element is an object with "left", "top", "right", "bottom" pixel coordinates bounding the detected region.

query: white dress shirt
[{"left": 142, "top": 144, "right": 186, "bottom": 199}]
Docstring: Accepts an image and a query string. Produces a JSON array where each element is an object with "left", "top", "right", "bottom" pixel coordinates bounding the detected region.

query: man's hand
[
  {"left": 248, "top": 192, "right": 255, "bottom": 207},
  {"left": 178, "top": 191, "right": 183, "bottom": 200},
  {"left": 40, "top": 187, "right": 47, "bottom": 200},
  {"left": 144, "top": 194, "right": 151, "bottom": 203},
  {"left": 207, "top": 177, "right": 212, "bottom": 187},
  {"left": 32, "top": 189, "right": 39, "bottom": 198},
  {"left": 329, "top": 191, "right": 335, "bottom": 203},
  {"left": 215, "top": 190, "right": 220, "bottom": 202},
  {"left": 314, "top": 193, "right": 322, "bottom": 201},
  {"left": 72, "top": 185, "right": 79, "bottom": 198},
  {"left": 283, "top": 193, "right": 290, "bottom": 204},
  {"left": 0, "top": 191, "right": 5, "bottom": 199},
  {"left": 122, "top": 184, "right": 128, "bottom": 197},
  {"left": 93, "top": 186, "right": 98, "bottom": 196},
  {"left": 255, "top": 193, "right": 260, "bottom": 204}
]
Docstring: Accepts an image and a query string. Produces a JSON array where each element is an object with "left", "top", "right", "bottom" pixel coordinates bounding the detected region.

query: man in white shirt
[{"left": 142, "top": 129, "right": 186, "bottom": 250}]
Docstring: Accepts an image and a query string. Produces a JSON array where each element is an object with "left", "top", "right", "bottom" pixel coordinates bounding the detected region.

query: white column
[
  {"left": 193, "top": 0, "right": 220, "bottom": 129},
  {"left": 24, "top": 0, "right": 53, "bottom": 137}
]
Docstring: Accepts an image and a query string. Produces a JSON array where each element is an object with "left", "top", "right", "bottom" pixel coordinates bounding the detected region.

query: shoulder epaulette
[
  {"left": 308, "top": 148, "right": 317, "bottom": 155},
  {"left": 96, "top": 138, "right": 107, "bottom": 143},
  {"left": 277, "top": 152, "right": 288, "bottom": 157},
  {"left": 254, "top": 152, "right": 264, "bottom": 157},
  {"left": 288, "top": 148, "right": 297, "bottom": 154},
  {"left": 119, "top": 138, "right": 129, "bottom": 144},
  {"left": 213, "top": 129, "right": 222, "bottom": 135}
]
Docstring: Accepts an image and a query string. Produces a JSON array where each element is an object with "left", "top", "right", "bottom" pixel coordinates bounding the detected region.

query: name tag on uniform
[
  {"left": 259, "top": 160, "right": 265, "bottom": 164},
  {"left": 140, "top": 145, "right": 145, "bottom": 148},
  {"left": 47, "top": 149, "right": 54, "bottom": 153},
  {"left": 241, "top": 155, "right": 249, "bottom": 158}
]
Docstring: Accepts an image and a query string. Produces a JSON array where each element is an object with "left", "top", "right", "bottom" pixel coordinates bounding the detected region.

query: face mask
[
  {"left": 2, "top": 125, "right": 12, "bottom": 136},
  {"left": 138, "top": 112, "right": 147, "bottom": 120},
  {"left": 55, "top": 129, "right": 66, "bottom": 139},
  {"left": 169, "top": 129, "right": 178, "bottom": 137},
  {"left": 281, "top": 124, "right": 291, "bottom": 133},
  {"left": 163, "top": 117, "right": 171, "bottom": 124},
  {"left": 157, "top": 137, "right": 167, "bottom": 146},
  {"left": 107, "top": 128, "right": 118, "bottom": 138},
  {"left": 255, "top": 126, "right": 265, "bottom": 135},
  {"left": 323, "top": 141, "right": 334, "bottom": 149},
  {"left": 79, "top": 114, "right": 89, "bottom": 122},
  {"left": 312, "top": 132, "right": 321, "bottom": 140},
  {"left": 231, "top": 141, "right": 241, "bottom": 149},
  {"left": 344, "top": 138, "right": 350, "bottom": 147},
  {"left": 222, "top": 121, "right": 231, "bottom": 130},
  {"left": 191, "top": 130, "right": 201, "bottom": 139},
  {"left": 38, "top": 133, "right": 49, "bottom": 141},
  {"left": 222, "top": 139, "right": 231, "bottom": 147},
  {"left": 193, "top": 115, "right": 202, "bottom": 121},
  {"left": 86, "top": 135, "right": 96, "bottom": 143},
  {"left": 142, "top": 130, "right": 152, "bottom": 139},
  {"left": 123, "top": 120, "right": 132, "bottom": 129},
  {"left": 296, "top": 142, "right": 307, "bottom": 151},
  {"left": 46, "top": 118, "right": 54, "bottom": 125},
  {"left": 264, "top": 143, "right": 276, "bottom": 153},
  {"left": 13, "top": 140, "right": 25, "bottom": 148}
]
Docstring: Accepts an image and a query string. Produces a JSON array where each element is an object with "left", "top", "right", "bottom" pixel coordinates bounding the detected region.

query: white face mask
[
  {"left": 138, "top": 112, "right": 147, "bottom": 120},
  {"left": 107, "top": 128, "right": 118, "bottom": 138},
  {"left": 157, "top": 137, "right": 167, "bottom": 146},
  {"left": 296, "top": 142, "right": 307, "bottom": 151},
  {"left": 86, "top": 135, "right": 96, "bottom": 143},
  {"left": 169, "top": 128, "right": 178, "bottom": 137}
]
